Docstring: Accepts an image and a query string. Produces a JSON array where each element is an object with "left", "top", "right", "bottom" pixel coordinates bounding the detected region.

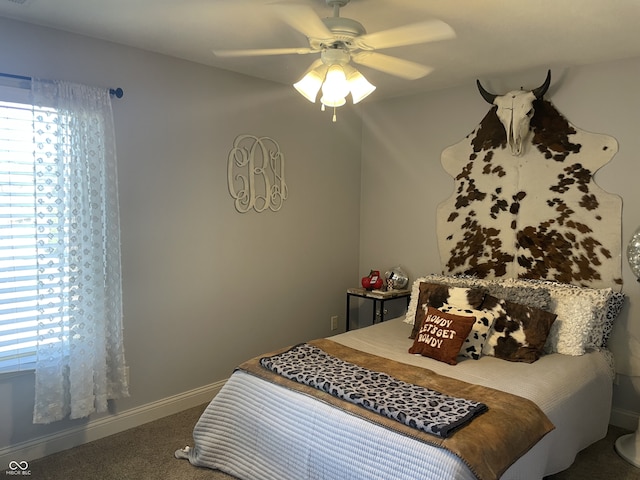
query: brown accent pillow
[
  {"left": 481, "top": 294, "right": 557, "bottom": 363},
  {"left": 410, "top": 282, "right": 486, "bottom": 340},
  {"left": 409, "top": 306, "right": 476, "bottom": 365}
]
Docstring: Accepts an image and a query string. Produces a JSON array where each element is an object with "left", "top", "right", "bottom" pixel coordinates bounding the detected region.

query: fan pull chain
[{"left": 319, "top": 103, "right": 337, "bottom": 122}]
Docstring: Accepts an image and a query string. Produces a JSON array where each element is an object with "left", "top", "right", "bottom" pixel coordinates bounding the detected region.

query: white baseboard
[
  {"left": 610, "top": 406, "right": 640, "bottom": 431},
  {"left": 0, "top": 379, "right": 227, "bottom": 467}
]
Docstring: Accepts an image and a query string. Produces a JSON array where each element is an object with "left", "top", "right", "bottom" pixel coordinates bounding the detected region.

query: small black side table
[{"left": 346, "top": 287, "right": 411, "bottom": 331}]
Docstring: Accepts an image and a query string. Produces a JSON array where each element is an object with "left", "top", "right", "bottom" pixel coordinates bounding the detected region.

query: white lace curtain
[{"left": 30, "top": 78, "right": 128, "bottom": 423}]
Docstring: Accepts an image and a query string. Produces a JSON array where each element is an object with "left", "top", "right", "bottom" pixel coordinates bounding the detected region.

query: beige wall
[
  {"left": 0, "top": 17, "right": 362, "bottom": 453},
  {"left": 359, "top": 61, "right": 640, "bottom": 429}
]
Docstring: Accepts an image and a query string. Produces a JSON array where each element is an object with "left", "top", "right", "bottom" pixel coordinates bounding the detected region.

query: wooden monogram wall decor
[{"left": 227, "top": 135, "right": 288, "bottom": 213}]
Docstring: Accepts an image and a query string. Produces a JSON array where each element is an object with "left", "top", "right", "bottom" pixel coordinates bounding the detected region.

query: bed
[
  {"left": 175, "top": 274, "right": 624, "bottom": 480},
  {"left": 174, "top": 73, "right": 626, "bottom": 479}
]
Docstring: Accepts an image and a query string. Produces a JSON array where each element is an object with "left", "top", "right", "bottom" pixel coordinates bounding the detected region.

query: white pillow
[
  {"left": 404, "top": 276, "right": 427, "bottom": 325},
  {"left": 542, "top": 283, "right": 612, "bottom": 355}
]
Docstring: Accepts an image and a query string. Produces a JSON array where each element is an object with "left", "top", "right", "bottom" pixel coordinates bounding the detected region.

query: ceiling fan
[{"left": 213, "top": 0, "right": 455, "bottom": 120}]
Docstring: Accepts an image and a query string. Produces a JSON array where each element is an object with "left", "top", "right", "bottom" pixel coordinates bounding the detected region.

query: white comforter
[{"left": 182, "top": 318, "right": 613, "bottom": 480}]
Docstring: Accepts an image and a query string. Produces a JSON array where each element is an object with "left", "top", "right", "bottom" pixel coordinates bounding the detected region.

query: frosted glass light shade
[
  {"left": 321, "top": 65, "right": 350, "bottom": 105},
  {"left": 345, "top": 68, "right": 376, "bottom": 104},
  {"left": 319, "top": 95, "right": 346, "bottom": 108},
  {"left": 294, "top": 68, "right": 325, "bottom": 103}
]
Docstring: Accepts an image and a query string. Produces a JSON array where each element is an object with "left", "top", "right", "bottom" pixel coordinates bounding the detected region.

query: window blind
[{"left": 0, "top": 94, "right": 69, "bottom": 373}]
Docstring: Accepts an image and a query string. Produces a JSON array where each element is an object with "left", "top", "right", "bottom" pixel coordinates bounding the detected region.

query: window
[
  {"left": 0, "top": 77, "right": 127, "bottom": 421},
  {"left": 0, "top": 87, "right": 69, "bottom": 373}
]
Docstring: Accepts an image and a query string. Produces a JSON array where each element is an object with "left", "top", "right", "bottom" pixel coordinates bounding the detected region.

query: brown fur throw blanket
[{"left": 239, "top": 338, "right": 554, "bottom": 480}]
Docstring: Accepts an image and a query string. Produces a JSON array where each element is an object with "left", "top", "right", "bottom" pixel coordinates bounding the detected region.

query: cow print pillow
[
  {"left": 439, "top": 304, "right": 497, "bottom": 360},
  {"left": 409, "top": 282, "right": 486, "bottom": 340},
  {"left": 481, "top": 295, "right": 557, "bottom": 363}
]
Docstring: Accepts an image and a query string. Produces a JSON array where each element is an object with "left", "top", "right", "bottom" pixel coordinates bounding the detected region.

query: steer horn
[
  {"left": 476, "top": 79, "right": 496, "bottom": 104},
  {"left": 532, "top": 69, "right": 551, "bottom": 99},
  {"left": 476, "top": 69, "right": 552, "bottom": 104}
]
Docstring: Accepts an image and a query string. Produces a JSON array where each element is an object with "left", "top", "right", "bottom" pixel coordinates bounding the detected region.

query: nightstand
[{"left": 346, "top": 287, "right": 411, "bottom": 331}]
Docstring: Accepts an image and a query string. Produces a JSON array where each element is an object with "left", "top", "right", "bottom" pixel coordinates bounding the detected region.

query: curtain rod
[{"left": 0, "top": 72, "right": 124, "bottom": 99}]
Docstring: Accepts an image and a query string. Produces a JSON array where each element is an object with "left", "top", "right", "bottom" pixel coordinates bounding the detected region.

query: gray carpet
[{"left": 27, "top": 403, "right": 640, "bottom": 479}]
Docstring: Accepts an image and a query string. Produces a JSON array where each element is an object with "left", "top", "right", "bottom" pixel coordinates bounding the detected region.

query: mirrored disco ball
[
  {"left": 385, "top": 267, "right": 408, "bottom": 289},
  {"left": 628, "top": 225, "right": 640, "bottom": 280}
]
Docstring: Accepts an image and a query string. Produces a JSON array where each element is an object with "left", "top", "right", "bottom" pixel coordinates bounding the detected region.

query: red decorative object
[{"left": 361, "top": 270, "right": 383, "bottom": 290}]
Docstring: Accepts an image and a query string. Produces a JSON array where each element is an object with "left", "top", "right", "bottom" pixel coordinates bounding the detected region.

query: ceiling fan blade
[
  {"left": 352, "top": 52, "right": 433, "bottom": 80},
  {"left": 271, "top": 3, "right": 333, "bottom": 41},
  {"left": 213, "top": 47, "right": 316, "bottom": 57},
  {"left": 355, "top": 19, "right": 455, "bottom": 50}
]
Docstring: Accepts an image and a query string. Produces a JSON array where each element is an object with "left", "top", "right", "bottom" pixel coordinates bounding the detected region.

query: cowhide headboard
[{"left": 436, "top": 77, "right": 622, "bottom": 290}]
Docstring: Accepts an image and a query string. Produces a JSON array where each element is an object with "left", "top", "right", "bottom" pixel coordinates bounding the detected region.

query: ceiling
[{"left": 1, "top": 0, "right": 640, "bottom": 100}]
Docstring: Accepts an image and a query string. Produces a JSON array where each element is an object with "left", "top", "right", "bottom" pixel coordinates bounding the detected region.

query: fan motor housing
[
  {"left": 322, "top": 17, "right": 366, "bottom": 43},
  {"left": 320, "top": 47, "right": 350, "bottom": 65}
]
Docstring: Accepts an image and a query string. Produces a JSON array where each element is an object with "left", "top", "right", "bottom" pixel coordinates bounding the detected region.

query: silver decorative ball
[
  {"left": 628, "top": 226, "right": 640, "bottom": 280},
  {"left": 385, "top": 267, "right": 408, "bottom": 289}
]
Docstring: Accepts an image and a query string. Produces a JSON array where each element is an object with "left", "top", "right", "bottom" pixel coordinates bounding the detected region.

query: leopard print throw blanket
[{"left": 260, "top": 342, "right": 487, "bottom": 438}]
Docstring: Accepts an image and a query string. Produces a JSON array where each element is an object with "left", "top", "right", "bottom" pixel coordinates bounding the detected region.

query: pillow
[
  {"left": 404, "top": 276, "right": 428, "bottom": 325},
  {"left": 545, "top": 290, "right": 602, "bottom": 355},
  {"left": 439, "top": 304, "right": 497, "bottom": 360},
  {"left": 543, "top": 283, "right": 619, "bottom": 354},
  {"left": 485, "top": 280, "right": 551, "bottom": 311},
  {"left": 409, "top": 306, "right": 476, "bottom": 365},
  {"left": 510, "top": 279, "right": 620, "bottom": 354},
  {"left": 403, "top": 274, "right": 487, "bottom": 327},
  {"left": 409, "top": 282, "right": 486, "bottom": 340},
  {"left": 601, "top": 291, "right": 625, "bottom": 347},
  {"left": 492, "top": 278, "right": 624, "bottom": 354},
  {"left": 406, "top": 275, "right": 623, "bottom": 354},
  {"left": 403, "top": 274, "right": 550, "bottom": 327},
  {"left": 481, "top": 295, "right": 556, "bottom": 363}
]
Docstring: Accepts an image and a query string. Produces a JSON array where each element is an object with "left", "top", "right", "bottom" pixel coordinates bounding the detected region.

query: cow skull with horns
[{"left": 476, "top": 70, "right": 551, "bottom": 156}]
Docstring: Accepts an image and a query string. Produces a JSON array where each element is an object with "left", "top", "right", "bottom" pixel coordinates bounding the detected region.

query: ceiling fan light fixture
[
  {"left": 296, "top": 62, "right": 376, "bottom": 121},
  {"left": 215, "top": 0, "right": 454, "bottom": 120}
]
